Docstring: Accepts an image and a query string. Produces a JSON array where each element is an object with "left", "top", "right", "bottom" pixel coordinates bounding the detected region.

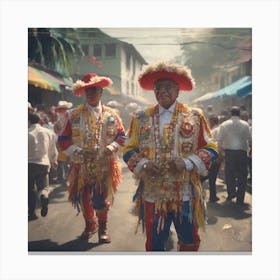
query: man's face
[
  {"left": 154, "top": 79, "right": 179, "bottom": 109},
  {"left": 56, "top": 108, "right": 67, "bottom": 115},
  {"left": 85, "top": 86, "right": 103, "bottom": 106}
]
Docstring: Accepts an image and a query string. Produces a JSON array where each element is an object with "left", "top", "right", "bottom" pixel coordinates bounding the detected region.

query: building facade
[{"left": 73, "top": 28, "right": 147, "bottom": 99}]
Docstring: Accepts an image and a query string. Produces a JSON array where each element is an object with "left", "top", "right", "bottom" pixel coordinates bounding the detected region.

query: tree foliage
[
  {"left": 179, "top": 28, "right": 252, "bottom": 89},
  {"left": 28, "top": 28, "right": 84, "bottom": 76}
]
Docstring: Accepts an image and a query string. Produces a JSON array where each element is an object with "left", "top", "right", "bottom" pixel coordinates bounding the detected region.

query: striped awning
[
  {"left": 237, "top": 81, "right": 252, "bottom": 97},
  {"left": 28, "top": 65, "right": 67, "bottom": 93}
]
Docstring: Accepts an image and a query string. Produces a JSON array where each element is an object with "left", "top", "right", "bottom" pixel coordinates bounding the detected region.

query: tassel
[
  {"left": 189, "top": 173, "right": 206, "bottom": 231},
  {"left": 72, "top": 194, "right": 81, "bottom": 216},
  {"left": 157, "top": 216, "right": 162, "bottom": 234},
  {"left": 171, "top": 201, "right": 176, "bottom": 212},
  {"left": 132, "top": 192, "right": 138, "bottom": 202},
  {"left": 135, "top": 218, "right": 141, "bottom": 234},
  {"left": 161, "top": 215, "right": 165, "bottom": 231},
  {"left": 134, "top": 198, "right": 145, "bottom": 234},
  {"left": 133, "top": 180, "right": 143, "bottom": 202},
  {"left": 110, "top": 159, "right": 121, "bottom": 193},
  {"left": 162, "top": 201, "right": 167, "bottom": 213},
  {"left": 140, "top": 199, "right": 145, "bottom": 233}
]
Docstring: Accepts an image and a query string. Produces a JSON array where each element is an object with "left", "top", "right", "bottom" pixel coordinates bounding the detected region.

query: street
[{"left": 28, "top": 161, "right": 252, "bottom": 253}]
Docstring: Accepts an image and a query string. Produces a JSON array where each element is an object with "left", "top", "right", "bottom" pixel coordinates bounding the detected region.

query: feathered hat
[
  {"left": 138, "top": 61, "right": 195, "bottom": 91},
  {"left": 73, "top": 73, "right": 113, "bottom": 96}
]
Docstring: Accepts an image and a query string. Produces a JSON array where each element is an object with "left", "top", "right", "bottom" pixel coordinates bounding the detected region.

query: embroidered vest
[
  {"left": 137, "top": 103, "right": 202, "bottom": 203},
  {"left": 69, "top": 104, "right": 120, "bottom": 183}
]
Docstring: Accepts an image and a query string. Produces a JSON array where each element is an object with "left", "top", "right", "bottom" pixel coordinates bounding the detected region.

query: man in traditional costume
[
  {"left": 60, "top": 73, "right": 126, "bottom": 243},
  {"left": 123, "top": 62, "right": 218, "bottom": 251}
]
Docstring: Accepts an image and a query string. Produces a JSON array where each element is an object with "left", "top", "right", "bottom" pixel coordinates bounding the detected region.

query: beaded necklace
[
  {"left": 153, "top": 103, "right": 180, "bottom": 165},
  {"left": 83, "top": 104, "right": 104, "bottom": 152}
]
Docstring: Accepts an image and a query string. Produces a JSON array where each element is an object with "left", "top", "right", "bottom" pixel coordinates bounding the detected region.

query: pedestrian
[
  {"left": 48, "top": 105, "right": 58, "bottom": 124},
  {"left": 53, "top": 101, "right": 73, "bottom": 184},
  {"left": 122, "top": 61, "right": 218, "bottom": 251},
  {"left": 240, "top": 110, "right": 252, "bottom": 183},
  {"left": 217, "top": 106, "right": 251, "bottom": 205},
  {"left": 37, "top": 111, "right": 58, "bottom": 183},
  {"left": 205, "top": 104, "right": 214, "bottom": 119},
  {"left": 28, "top": 112, "right": 58, "bottom": 220},
  {"left": 61, "top": 73, "right": 126, "bottom": 243},
  {"left": 219, "top": 109, "right": 230, "bottom": 124},
  {"left": 201, "top": 113, "right": 222, "bottom": 202}
]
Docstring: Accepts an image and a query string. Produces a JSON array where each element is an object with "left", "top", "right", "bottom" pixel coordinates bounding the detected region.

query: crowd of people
[
  {"left": 28, "top": 61, "right": 252, "bottom": 252},
  {"left": 201, "top": 106, "right": 252, "bottom": 205}
]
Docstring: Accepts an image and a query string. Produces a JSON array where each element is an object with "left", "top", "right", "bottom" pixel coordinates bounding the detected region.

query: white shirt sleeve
[{"left": 48, "top": 131, "right": 58, "bottom": 164}]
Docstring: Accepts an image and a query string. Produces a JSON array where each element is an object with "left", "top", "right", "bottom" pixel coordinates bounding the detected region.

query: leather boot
[
  {"left": 96, "top": 206, "right": 111, "bottom": 243},
  {"left": 98, "top": 221, "right": 111, "bottom": 243},
  {"left": 80, "top": 217, "right": 98, "bottom": 240},
  {"left": 177, "top": 240, "right": 200, "bottom": 251}
]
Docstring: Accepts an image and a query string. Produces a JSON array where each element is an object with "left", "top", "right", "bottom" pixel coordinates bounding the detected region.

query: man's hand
[
  {"left": 51, "top": 162, "right": 58, "bottom": 169},
  {"left": 141, "top": 160, "right": 161, "bottom": 177},
  {"left": 103, "top": 146, "right": 114, "bottom": 156},
  {"left": 167, "top": 157, "right": 186, "bottom": 174}
]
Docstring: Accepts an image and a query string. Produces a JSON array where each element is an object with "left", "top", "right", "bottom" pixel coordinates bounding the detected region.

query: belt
[{"left": 58, "top": 136, "right": 72, "bottom": 141}]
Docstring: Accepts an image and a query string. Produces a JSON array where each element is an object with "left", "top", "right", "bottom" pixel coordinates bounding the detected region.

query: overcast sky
[{"left": 100, "top": 28, "right": 213, "bottom": 64}]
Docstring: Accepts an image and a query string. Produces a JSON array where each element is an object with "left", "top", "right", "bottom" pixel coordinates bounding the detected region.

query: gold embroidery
[{"left": 138, "top": 104, "right": 202, "bottom": 203}]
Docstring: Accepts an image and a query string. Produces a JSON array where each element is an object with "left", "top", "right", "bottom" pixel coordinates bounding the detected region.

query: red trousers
[{"left": 80, "top": 185, "right": 110, "bottom": 227}]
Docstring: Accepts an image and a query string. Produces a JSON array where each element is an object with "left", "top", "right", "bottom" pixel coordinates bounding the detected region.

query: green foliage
[
  {"left": 180, "top": 28, "right": 252, "bottom": 86},
  {"left": 28, "top": 28, "right": 84, "bottom": 76}
]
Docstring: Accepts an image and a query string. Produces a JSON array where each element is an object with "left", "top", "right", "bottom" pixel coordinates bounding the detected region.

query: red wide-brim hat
[
  {"left": 73, "top": 73, "right": 113, "bottom": 96},
  {"left": 138, "top": 61, "right": 195, "bottom": 91}
]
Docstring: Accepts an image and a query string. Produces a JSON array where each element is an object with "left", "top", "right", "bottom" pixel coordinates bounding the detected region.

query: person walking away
[
  {"left": 53, "top": 101, "right": 73, "bottom": 184},
  {"left": 28, "top": 113, "right": 58, "bottom": 220},
  {"left": 123, "top": 62, "right": 218, "bottom": 251},
  {"left": 217, "top": 106, "right": 251, "bottom": 205},
  {"left": 240, "top": 110, "right": 252, "bottom": 183},
  {"left": 201, "top": 113, "right": 223, "bottom": 202},
  {"left": 38, "top": 112, "right": 58, "bottom": 183},
  {"left": 61, "top": 73, "right": 126, "bottom": 243}
]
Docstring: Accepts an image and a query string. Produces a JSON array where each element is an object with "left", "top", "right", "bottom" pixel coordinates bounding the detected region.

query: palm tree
[{"left": 28, "top": 28, "right": 84, "bottom": 76}]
